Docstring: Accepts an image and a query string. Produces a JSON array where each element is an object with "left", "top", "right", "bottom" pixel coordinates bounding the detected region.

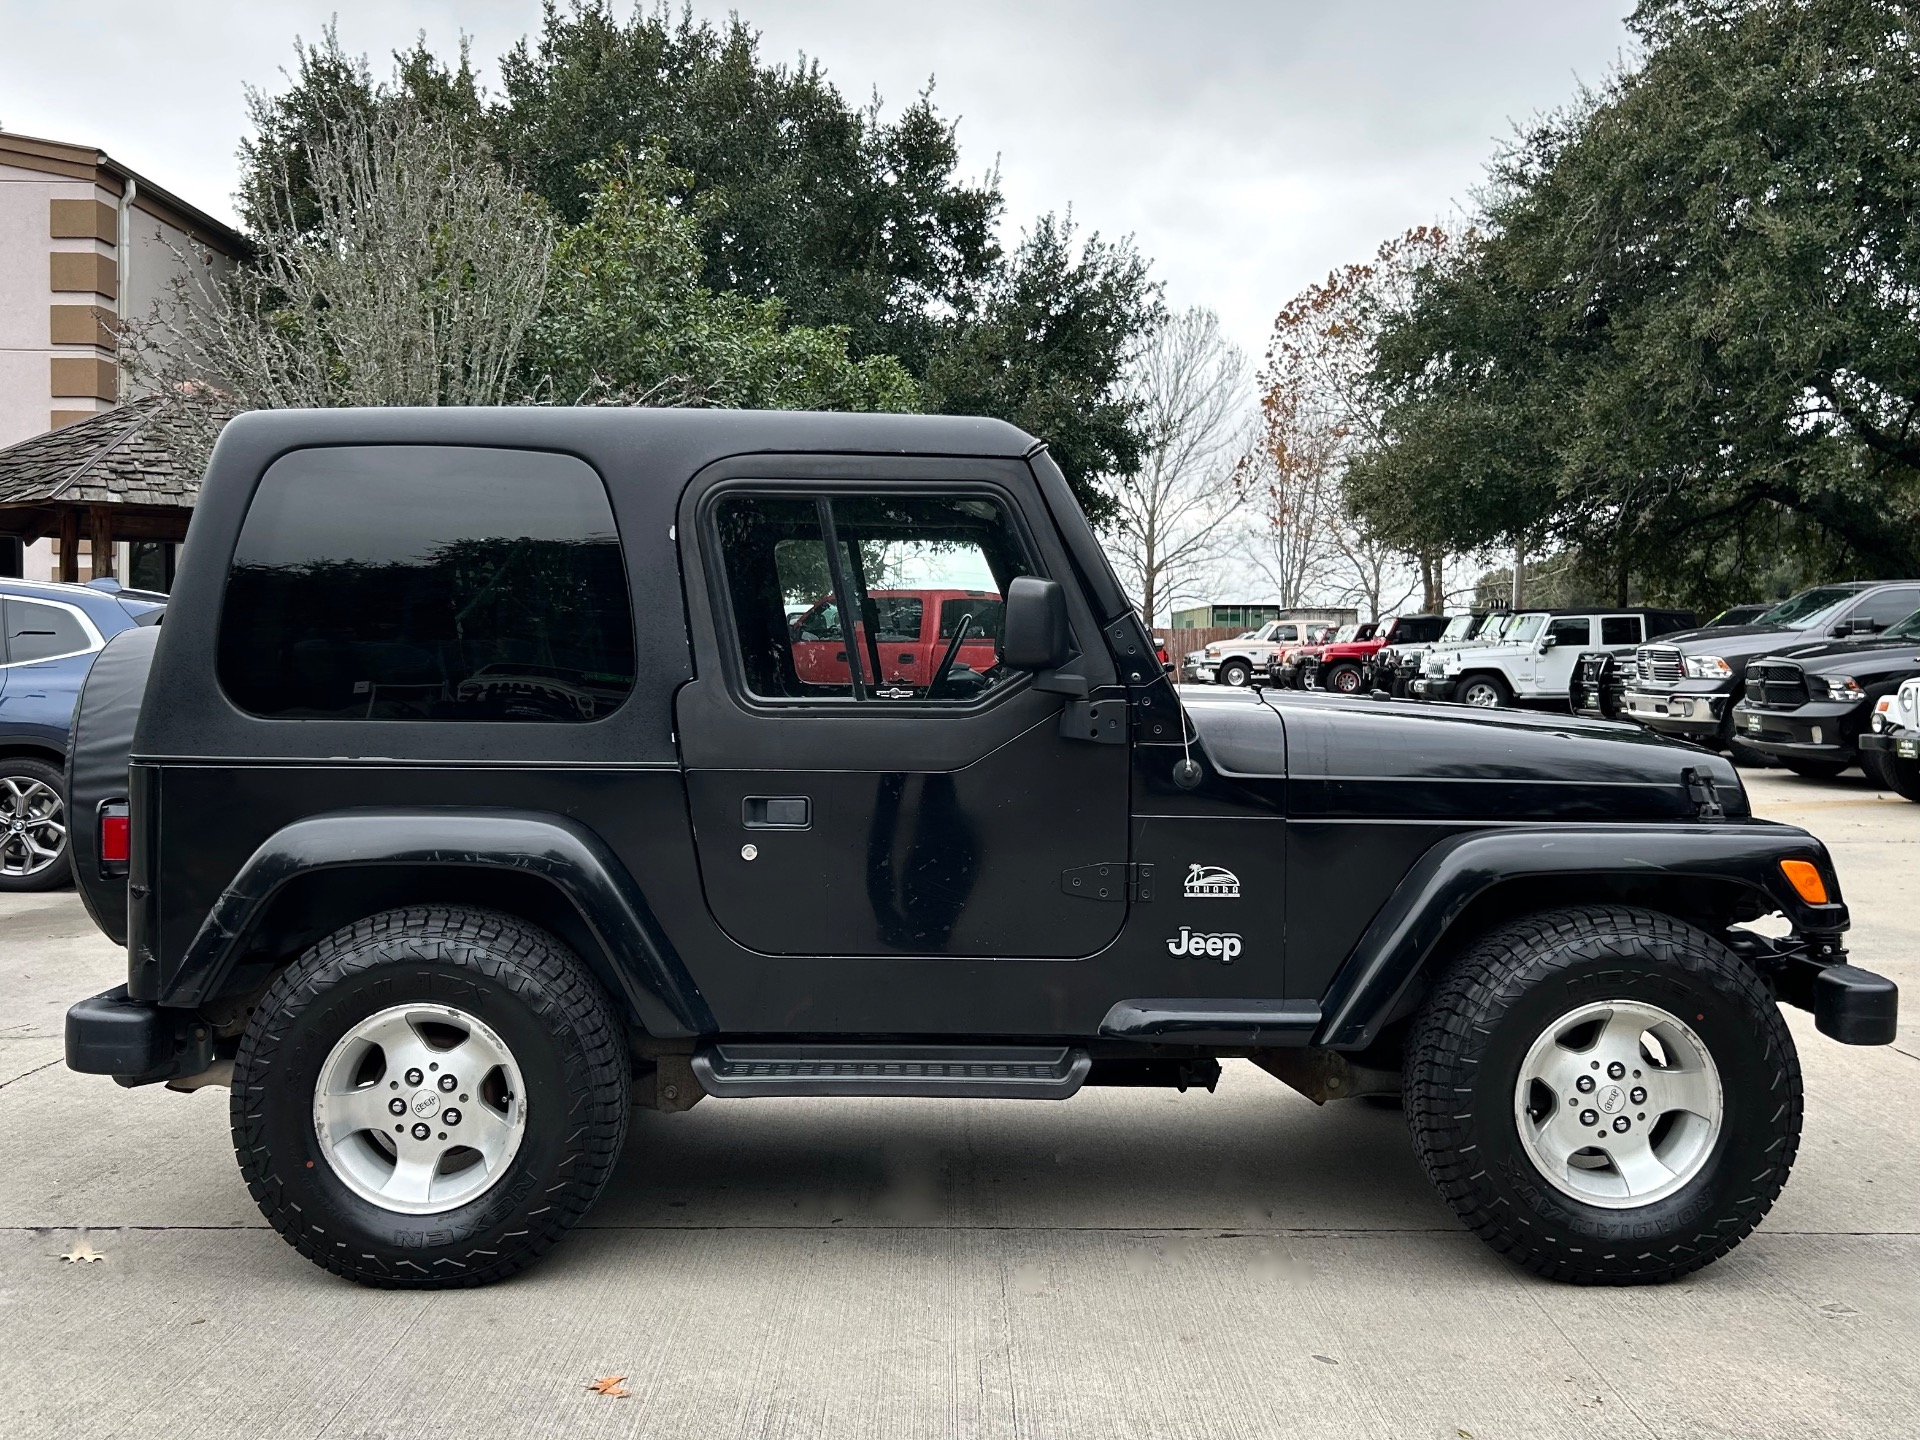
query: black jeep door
[{"left": 673, "top": 465, "right": 1131, "bottom": 959}]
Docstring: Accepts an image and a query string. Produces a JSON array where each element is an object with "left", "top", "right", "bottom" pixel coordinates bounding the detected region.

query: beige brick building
[{"left": 0, "top": 130, "right": 244, "bottom": 580}]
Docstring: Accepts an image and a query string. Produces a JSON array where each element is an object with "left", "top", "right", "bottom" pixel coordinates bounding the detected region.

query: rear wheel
[
  {"left": 1781, "top": 757, "right": 1850, "bottom": 780},
  {"left": 1218, "top": 660, "right": 1252, "bottom": 688},
  {"left": 0, "top": 757, "right": 71, "bottom": 892},
  {"left": 1406, "top": 906, "right": 1800, "bottom": 1284},
  {"left": 1325, "top": 662, "right": 1364, "bottom": 695},
  {"left": 1457, "top": 673, "right": 1512, "bottom": 709},
  {"left": 232, "top": 907, "right": 629, "bottom": 1287}
]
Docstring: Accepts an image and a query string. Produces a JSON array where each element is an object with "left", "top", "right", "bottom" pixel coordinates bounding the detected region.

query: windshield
[
  {"left": 1440, "top": 614, "right": 1475, "bottom": 641},
  {"left": 1505, "top": 614, "right": 1547, "bottom": 643},
  {"left": 1886, "top": 608, "right": 1920, "bottom": 641},
  {"left": 1757, "top": 586, "right": 1857, "bottom": 629},
  {"left": 1331, "top": 624, "right": 1360, "bottom": 642}
]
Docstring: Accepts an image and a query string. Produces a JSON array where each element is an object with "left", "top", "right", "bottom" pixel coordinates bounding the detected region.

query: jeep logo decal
[
  {"left": 1167, "top": 927, "right": 1241, "bottom": 962},
  {"left": 1183, "top": 863, "right": 1240, "bottom": 899}
]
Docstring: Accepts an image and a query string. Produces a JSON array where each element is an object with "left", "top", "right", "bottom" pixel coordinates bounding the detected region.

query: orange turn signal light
[{"left": 1780, "top": 859, "right": 1829, "bottom": 905}]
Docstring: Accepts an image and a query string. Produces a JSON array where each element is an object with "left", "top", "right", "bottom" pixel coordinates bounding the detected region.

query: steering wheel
[{"left": 926, "top": 614, "right": 976, "bottom": 700}]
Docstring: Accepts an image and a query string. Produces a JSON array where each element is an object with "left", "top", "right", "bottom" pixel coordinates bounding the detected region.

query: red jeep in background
[
  {"left": 791, "top": 588, "right": 1003, "bottom": 697},
  {"left": 1269, "top": 621, "right": 1373, "bottom": 688},
  {"left": 1308, "top": 613, "right": 1452, "bottom": 693}
]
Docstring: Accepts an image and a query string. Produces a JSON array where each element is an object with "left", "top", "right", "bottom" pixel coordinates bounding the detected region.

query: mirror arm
[{"left": 1033, "top": 671, "right": 1089, "bottom": 699}]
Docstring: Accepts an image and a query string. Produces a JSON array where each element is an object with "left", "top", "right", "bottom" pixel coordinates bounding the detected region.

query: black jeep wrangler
[{"left": 63, "top": 409, "right": 1896, "bottom": 1289}]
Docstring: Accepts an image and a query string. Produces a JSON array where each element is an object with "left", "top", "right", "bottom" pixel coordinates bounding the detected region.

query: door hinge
[
  {"left": 1061, "top": 862, "right": 1153, "bottom": 902},
  {"left": 1060, "top": 697, "right": 1129, "bottom": 744}
]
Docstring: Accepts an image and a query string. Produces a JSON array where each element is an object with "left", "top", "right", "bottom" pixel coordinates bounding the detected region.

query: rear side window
[
  {"left": 1855, "top": 588, "right": 1920, "bottom": 629},
  {"left": 1600, "top": 616, "right": 1642, "bottom": 645},
  {"left": 218, "top": 446, "right": 634, "bottom": 722},
  {"left": 5, "top": 599, "right": 92, "bottom": 663}
]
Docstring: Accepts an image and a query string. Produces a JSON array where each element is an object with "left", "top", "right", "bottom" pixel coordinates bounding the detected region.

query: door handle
[{"left": 742, "top": 796, "right": 811, "bottom": 829}]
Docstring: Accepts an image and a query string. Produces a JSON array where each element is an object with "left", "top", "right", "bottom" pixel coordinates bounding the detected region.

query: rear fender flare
[
  {"left": 169, "top": 808, "right": 713, "bottom": 1036},
  {"left": 1314, "top": 823, "right": 1847, "bottom": 1049}
]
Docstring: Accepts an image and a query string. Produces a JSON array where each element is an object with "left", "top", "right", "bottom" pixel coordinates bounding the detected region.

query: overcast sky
[{"left": 1, "top": 0, "right": 1635, "bottom": 360}]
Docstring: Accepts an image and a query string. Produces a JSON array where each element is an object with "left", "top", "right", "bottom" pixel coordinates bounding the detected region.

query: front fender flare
[
  {"left": 1313, "top": 821, "right": 1847, "bottom": 1050},
  {"left": 168, "top": 808, "right": 714, "bottom": 1037}
]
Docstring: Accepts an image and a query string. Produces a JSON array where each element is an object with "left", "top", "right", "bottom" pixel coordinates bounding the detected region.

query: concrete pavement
[{"left": 2, "top": 768, "right": 1916, "bottom": 1439}]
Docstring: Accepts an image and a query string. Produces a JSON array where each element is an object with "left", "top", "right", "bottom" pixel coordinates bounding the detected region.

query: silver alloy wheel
[
  {"left": 313, "top": 1003, "right": 528, "bottom": 1215},
  {"left": 1461, "top": 679, "right": 1503, "bottom": 708},
  {"left": 0, "top": 775, "right": 66, "bottom": 877},
  {"left": 1513, "top": 999, "right": 1724, "bottom": 1209},
  {"left": 1222, "top": 663, "right": 1250, "bottom": 687}
]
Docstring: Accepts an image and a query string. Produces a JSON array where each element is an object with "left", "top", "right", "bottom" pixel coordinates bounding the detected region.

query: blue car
[{"left": 0, "top": 578, "right": 164, "bottom": 891}]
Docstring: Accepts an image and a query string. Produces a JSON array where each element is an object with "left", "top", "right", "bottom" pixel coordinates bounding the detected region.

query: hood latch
[{"left": 1682, "top": 767, "right": 1725, "bottom": 820}]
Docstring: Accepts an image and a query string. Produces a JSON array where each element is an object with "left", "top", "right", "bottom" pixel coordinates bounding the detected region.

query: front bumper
[
  {"left": 1415, "top": 677, "right": 1459, "bottom": 701},
  {"left": 66, "top": 987, "right": 213, "bottom": 1087},
  {"left": 1728, "top": 934, "right": 1899, "bottom": 1045},
  {"left": 1622, "top": 686, "right": 1730, "bottom": 736},
  {"left": 1861, "top": 731, "right": 1920, "bottom": 761},
  {"left": 1730, "top": 701, "right": 1860, "bottom": 762}
]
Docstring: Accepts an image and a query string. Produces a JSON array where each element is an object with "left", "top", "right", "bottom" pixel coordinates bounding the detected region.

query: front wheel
[
  {"left": 1325, "top": 662, "right": 1364, "bottom": 694},
  {"left": 1406, "top": 906, "right": 1800, "bottom": 1284},
  {"left": 1457, "top": 673, "right": 1512, "bottom": 709},
  {"left": 232, "top": 908, "right": 630, "bottom": 1287},
  {"left": 1217, "top": 660, "right": 1252, "bottom": 688},
  {"left": 1864, "top": 746, "right": 1920, "bottom": 802}
]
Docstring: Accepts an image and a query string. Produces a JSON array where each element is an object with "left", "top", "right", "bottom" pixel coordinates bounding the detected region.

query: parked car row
[{"left": 0, "top": 578, "right": 164, "bottom": 891}]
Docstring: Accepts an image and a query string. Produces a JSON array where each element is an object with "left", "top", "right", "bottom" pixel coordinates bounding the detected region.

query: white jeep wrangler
[{"left": 1419, "top": 610, "right": 1660, "bottom": 708}]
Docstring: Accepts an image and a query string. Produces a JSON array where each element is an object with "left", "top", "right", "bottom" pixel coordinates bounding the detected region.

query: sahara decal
[
  {"left": 1167, "top": 927, "right": 1242, "bottom": 962},
  {"left": 1183, "top": 863, "right": 1240, "bottom": 899}
]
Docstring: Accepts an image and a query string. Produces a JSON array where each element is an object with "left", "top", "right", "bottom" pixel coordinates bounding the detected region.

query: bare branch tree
[
  {"left": 125, "top": 102, "right": 554, "bottom": 473},
  {"left": 1234, "top": 378, "right": 1339, "bottom": 607},
  {"left": 1102, "top": 308, "right": 1251, "bottom": 628}
]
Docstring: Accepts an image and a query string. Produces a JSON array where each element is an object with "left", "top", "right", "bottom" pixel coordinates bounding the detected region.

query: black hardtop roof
[{"left": 215, "top": 406, "right": 1042, "bottom": 470}]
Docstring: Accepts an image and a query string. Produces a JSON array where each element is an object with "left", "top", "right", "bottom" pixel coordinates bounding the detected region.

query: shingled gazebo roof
[
  {"left": 0, "top": 398, "right": 199, "bottom": 580},
  {"left": 0, "top": 398, "right": 195, "bottom": 510}
]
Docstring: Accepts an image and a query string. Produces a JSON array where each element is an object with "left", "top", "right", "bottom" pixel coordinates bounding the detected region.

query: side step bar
[{"left": 691, "top": 1044, "right": 1092, "bottom": 1100}]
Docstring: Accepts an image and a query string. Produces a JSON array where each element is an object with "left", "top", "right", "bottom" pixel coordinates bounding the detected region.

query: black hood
[
  {"left": 1756, "top": 633, "right": 1920, "bottom": 678},
  {"left": 1179, "top": 688, "right": 1746, "bottom": 821},
  {"left": 1650, "top": 623, "right": 1835, "bottom": 661}
]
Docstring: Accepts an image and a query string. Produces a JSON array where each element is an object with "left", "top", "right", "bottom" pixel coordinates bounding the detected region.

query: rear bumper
[{"left": 65, "top": 987, "right": 212, "bottom": 1087}]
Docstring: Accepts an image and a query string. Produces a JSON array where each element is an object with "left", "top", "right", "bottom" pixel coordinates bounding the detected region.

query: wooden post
[
  {"left": 88, "top": 505, "right": 115, "bottom": 581},
  {"left": 58, "top": 508, "right": 79, "bottom": 584}
]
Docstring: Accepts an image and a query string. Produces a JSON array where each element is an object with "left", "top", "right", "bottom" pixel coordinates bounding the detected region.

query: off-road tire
[
  {"left": 1218, "top": 660, "right": 1253, "bottom": 688},
  {"left": 1864, "top": 747, "right": 1920, "bottom": 802},
  {"left": 1781, "top": 757, "right": 1850, "bottom": 780},
  {"left": 1406, "top": 905, "right": 1801, "bottom": 1285},
  {"left": 0, "top": 756, "right": 71, "bottom": 892},
  {"left": 1457, "top": 672, "right": 1512, "bottom": 709},
  {"left": 1325, "top": 662, "right": 1364, "bottom": 695},
  {"left": 232, "top": 907, "right": 629, "bottom": 1288}
]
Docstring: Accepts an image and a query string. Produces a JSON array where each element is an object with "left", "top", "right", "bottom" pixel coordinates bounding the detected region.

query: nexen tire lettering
[{"left": 1167, "top": 927, "right": 1241, "bottom": 962}]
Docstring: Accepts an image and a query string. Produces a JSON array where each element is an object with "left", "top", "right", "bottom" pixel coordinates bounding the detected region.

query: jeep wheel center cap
[{"left": 410, "top": 1090, "right": 441, "bottom": 1119}]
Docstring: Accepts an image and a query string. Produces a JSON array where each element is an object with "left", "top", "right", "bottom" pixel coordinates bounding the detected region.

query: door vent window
[
  {"left": 714, "top": 492, "right": 1032, "bottom": 704},
  {"left": 218, "top": 446, "right": 634, "bottom": 722}
]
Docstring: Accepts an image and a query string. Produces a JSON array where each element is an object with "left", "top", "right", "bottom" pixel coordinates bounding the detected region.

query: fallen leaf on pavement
[
  {"left": 586, "top": 1376, "right": 631, "bottom": 1398},
  {"left": 60, "top": 1241, "right": 105, "bottom": 1264}
]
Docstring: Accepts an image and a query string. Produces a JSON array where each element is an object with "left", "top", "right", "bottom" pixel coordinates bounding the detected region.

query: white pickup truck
[{"left": 1190, "top": 618, "right": 1336, "bottom": 687}]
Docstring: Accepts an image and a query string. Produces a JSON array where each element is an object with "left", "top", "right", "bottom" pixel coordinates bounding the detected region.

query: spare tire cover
[{"left": 67, "top": 624, "right": 160, "bottom": 946}]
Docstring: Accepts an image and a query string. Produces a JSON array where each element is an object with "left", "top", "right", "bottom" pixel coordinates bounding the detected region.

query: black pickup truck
[{"left": 64, "top": 409, "right": 1895, "bottom": 1290}]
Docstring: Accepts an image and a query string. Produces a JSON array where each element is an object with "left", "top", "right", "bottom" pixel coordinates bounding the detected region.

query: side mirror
[
  {"left": 1001, "top": 576, "right": 1072, "bottom": 671},
  {"left": 1540, "top": 635, "right": 1557, "bottom": 652}
]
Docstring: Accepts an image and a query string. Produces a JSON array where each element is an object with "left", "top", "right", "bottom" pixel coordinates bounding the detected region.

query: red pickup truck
[{"left": 791, "top": 588, "right": 1003, "bottom": 697}]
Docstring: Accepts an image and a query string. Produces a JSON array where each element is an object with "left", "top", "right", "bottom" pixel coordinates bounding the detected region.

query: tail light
[{"left": 98, "top": 800, "right": 130, "bottom": 875}]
